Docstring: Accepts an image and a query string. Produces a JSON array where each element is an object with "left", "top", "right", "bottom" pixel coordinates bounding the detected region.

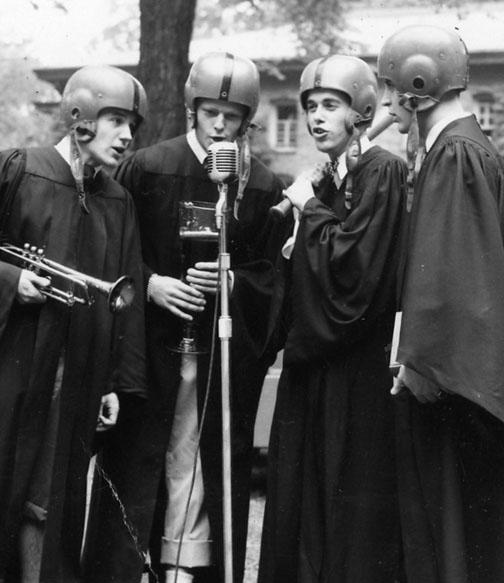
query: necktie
[
  {"left": 405, "top": 114, "right": 425, "bottom": 213},
  {"left": 323, "top": 160, "right": 341, "bottom": 189}
]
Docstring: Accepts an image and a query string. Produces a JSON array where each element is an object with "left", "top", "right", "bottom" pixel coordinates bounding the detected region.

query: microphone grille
[
  {"left": 206, "top": 141, "right": 239, "bottom": 183},
  {"left": 215, "top": 148, "right": 238, "bottom": 171}
]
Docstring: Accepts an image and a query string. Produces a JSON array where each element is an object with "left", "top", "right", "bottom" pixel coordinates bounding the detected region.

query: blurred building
[{"left": 34, "top": 2, "right": 504, "bottom": 185}]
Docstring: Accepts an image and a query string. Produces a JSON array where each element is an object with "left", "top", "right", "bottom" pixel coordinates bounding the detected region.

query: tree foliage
[
  {"left": 88, "top": 0, "right": 139, "bottom": 56},
  {"left": 194, "top": 0, "right": 347, "bottom": 57},
  {"left": 0, "top": 42, "right": 59, "bottom": 149}
]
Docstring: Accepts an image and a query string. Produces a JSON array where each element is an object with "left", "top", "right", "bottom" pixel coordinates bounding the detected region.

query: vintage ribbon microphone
[
  {"left": 205, "top": 140, "right": 239, "bottom": 583},
  {"left": 269, "top": 112, "right": 395, "bottom": 218}
]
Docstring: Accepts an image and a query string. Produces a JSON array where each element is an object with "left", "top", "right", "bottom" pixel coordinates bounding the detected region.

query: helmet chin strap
[
  {"left": 405, "top": 105, "right": 426, "bottom": 213},
  {"left": 344, "top": 123, "right": 367, "bottom": 211},
  {"left": 399, "top": 93, "right": 438, "bottom": 112},
  {"left": 234, "top": 132, "right": 251, "bottom": 220},
  {"left": 238, "top": 118, "right": 251, "bottom": 137},
  {"left": 69, "top": 123, "right": 96, "bottom": 214}
]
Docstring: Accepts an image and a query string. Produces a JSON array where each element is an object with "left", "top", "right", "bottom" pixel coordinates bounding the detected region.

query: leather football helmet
[
  {"left": 300, "top": 55, "right": 377, "bottom": 127},
  {"left": 377, "top": 25, "right": 469, "bottom": 110},
  {"left": 60, "top": 65, "right": 148, "bottom": 132},
  {"left": 184, "top": 52, "right": 260, "bottom": 128}
]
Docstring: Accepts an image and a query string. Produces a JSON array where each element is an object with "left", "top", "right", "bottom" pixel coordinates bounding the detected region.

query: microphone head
[{"left": 205, "top": 141, "right": 239, "bottom": 184}]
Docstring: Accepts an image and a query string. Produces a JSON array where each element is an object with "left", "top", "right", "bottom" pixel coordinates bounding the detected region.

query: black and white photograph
[{"left": 1, "top": 2, "right": 504, "bottom": 582}]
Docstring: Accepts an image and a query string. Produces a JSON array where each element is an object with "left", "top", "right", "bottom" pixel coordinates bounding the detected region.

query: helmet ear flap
[
  {"left": 344, "top": 111, "right": 360, "bottom": 134},
  {"left": 238, "top": 119, "right": 250, "bottom": 137},
  {"left": 72, "top": 120, "right": 97, "bottom": 143}
]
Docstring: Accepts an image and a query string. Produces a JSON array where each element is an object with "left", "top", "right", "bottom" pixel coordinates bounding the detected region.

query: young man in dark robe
[
  {"left": 378, "top": 25, "right": 504, "bottom": 583},
  {"left": 84, "top": 52, "right": 287, "bottom": 583},
  {"left": 0, "top": 65, "right": 147, "bottom": 583},
  {"left": 258, "top": 55, "right": 407, "bottom": 583}
]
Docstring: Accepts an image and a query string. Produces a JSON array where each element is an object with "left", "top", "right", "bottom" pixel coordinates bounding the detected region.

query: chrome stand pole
[{"left": 216, "top": 183, "right": 233, "bottom": 583}]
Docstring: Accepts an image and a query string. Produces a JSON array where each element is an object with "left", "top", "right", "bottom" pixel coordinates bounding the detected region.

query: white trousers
[{"left": 161, "top": 354, "right": 213, "bottom": 567}]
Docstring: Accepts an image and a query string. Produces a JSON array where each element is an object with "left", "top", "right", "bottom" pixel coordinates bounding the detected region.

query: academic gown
[
  {"left": 0, "top": 147, "right": 146, "bottom": 583},
  {"left": 259, "top": 145, "right": 407, "bottom": 583},
  {"left": 84, "top": 135, "right": 288, "bottom": 583},
  {"left": 395, "top": 115, "right": 504, "bottom": 583}
]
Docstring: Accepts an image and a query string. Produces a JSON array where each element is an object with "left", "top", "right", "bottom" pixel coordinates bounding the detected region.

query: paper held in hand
[{"left": 389, "top": 311, "right": 402, "bottom": 376}]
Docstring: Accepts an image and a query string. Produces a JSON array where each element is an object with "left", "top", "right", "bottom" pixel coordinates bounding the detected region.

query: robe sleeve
[
  {"left": 114, "top": 154, "right": 154, "bottom": 289},
  {"left": 229, "top": 175, "right": 292, "bottom": 360},
  {"left": 0, "top": 150, "right": 25, "bottom": 339},
  {"left": 106, "top": 191, "right": 147, "bottom": 398},
  {"left": 398, "top": 137, "right": 504, "bottom": 421},
  {"left": 285, "top": 155, "right": 406, "bottom": 364}
]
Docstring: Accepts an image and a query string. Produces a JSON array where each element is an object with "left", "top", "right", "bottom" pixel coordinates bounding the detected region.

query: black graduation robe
[
  {"left": 84, "top": 135, "right": 288, "bottom": 583},
  {"left": 395, "top": 115, "right": 504, "bottom": 583},
  {"left": 259, "top": 145, "right": 407, "bottom": 583},
  {"left": 0, "top": 147, "right": 146, "bottom": 583}
]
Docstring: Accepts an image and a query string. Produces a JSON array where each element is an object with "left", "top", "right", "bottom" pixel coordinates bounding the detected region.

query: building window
[
  {"left": 474, "top": 92, "right": 495, "bottom": 137},
  {"left": 274, "top": 102, "right": 298, "bottom": 149}
]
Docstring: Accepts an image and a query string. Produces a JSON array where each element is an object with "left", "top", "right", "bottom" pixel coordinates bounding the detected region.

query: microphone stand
[{"left": 215, "top": 182, "right": 234, "bottom": 583}]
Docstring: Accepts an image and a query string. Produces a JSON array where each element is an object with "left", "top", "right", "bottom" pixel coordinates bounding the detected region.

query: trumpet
[{"left": 0, "top": 243, "right": 135, "bottom": 313}]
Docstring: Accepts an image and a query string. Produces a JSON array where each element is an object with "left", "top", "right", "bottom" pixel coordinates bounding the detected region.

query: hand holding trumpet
[
  {"left": 16, "top": 269, "right": 50, "bottom": 304},
  {"left": 1, "top": 243, "right": 135, "bottom": 312}
]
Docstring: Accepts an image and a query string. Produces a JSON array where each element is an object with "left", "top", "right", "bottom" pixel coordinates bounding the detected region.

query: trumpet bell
[{"left": 108, "top": 276, "right": 135, "bottom": 313}]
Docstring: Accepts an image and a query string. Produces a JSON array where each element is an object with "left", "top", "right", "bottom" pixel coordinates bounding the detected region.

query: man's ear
[{"left": 186, "top": 108, "right": 196, "bottom": 129}]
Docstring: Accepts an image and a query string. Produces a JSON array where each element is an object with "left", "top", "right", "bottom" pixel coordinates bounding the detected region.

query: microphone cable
[{"left": 172, "top": 272, "right": 221, "bottom": 583}]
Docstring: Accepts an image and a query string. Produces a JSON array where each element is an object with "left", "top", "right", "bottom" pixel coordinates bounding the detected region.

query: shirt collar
[
  {"left": 54, "top": 135, "right": 101, "bottom": 178},
  {"left": 186, "top": 129, "right": 208, "bottom": 164},
  {"left": 425, "top": 111, "right": 472, "bottom": 152},
  {"left": 54, "top": 135, "right": 71, "bottom": 166}
]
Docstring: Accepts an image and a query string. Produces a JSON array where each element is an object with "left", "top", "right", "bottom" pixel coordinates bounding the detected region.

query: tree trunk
[{"left": 137, "top": 0, "right": 197, "bottom": 147}]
